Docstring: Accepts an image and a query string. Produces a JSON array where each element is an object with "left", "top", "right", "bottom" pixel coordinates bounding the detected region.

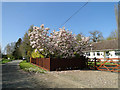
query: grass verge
[
  {"left": 0, "top": 59, "right": 13, "bottom": 64},
  {"left": 19, "top": 60, "right": 47, "bottom": 73}
]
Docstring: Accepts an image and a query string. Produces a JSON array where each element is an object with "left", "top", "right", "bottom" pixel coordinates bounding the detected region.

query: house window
[
  {"left": 115, "top": 50, "right": 120, "bottom": 56},
  {"left": 106, "top": 51, "right": 109, "bottom": 56},
  {"left": 93, "top": 52, "right": 95, "bottom": 56},
  {"left": 86, "top": 52, "right": 90, "bottom": 56},
  {"left": 97, "top": 52, "right": 100, "bottom": 56}
]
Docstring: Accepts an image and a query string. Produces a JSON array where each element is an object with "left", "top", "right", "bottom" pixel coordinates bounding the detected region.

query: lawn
[
  {"left": 0, "top": 59, "right": 13, "bottom": 64},
  {"left": 88, "top": 62, "right": 118, "bottom": 65},
  {"left": 19, "top": 60, "right": 47, "bottom": 73}
]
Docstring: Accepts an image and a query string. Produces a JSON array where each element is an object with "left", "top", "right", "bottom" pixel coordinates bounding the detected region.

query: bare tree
[
  {"left": 89, "top": 30, "right": 104, "bottom": 42},
  {"left": 106, "top": 30, "right": 118, "bottom": 40},
  {"left": 4, "top": 42, "right": 15, "bottom": 57}
]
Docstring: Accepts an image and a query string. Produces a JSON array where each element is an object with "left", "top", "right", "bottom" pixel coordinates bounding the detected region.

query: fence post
[
  {"left": 86, "top": 57, "right": 88, "bottom": 69},
  {"left": 94, "top": 57, "right": 97, "bottom": 70}
]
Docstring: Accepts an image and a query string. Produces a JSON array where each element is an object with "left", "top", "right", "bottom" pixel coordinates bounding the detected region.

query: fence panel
[{"left": 30, "top": 57, "right": 88, "bottom": 71}]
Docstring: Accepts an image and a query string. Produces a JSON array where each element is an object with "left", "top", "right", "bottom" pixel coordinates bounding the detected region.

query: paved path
[{"left": 2, "top": 60, "right": 119, "bottom": 89}]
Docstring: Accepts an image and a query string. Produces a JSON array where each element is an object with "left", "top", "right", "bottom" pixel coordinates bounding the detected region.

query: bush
[
  {"left": 0, "top": 59, "right": 13, "bottom": 64},
  {"left": 31, "top": 49, "right": 44, "bottom": 58},
  {"left": 19, "top": 60, "right": 46, "bottom": 73}
]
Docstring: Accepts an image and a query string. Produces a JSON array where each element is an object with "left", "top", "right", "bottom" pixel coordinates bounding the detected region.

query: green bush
[
  {"left": 31, "top": 49, "right": 44, "bottom": 58},
  {"left": 0, "top": 59, "right": 13, "bottom": 64},
  {"left": 19, "top": 60, "right": 46, "bottom": 73}
]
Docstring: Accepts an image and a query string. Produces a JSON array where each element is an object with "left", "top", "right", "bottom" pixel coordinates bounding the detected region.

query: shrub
[
  {"left": 0, "top": 59, "right": 13, "bottom": 64},
  {"left": 31, "top": 49, "right": 44, "bottom": 58},
  {"left": 19, "top": 60, "right": 46, "bottom": 73}
]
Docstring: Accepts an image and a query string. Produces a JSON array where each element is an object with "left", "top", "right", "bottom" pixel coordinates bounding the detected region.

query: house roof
[{"left": 83, "top": 39, "right": 119, "bottom": 51}]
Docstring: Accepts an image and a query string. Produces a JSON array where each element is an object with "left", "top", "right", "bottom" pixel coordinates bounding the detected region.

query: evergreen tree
[
  {"left": 19, "top": 25, "right": 34, "bottom": 62},
  {"left": 12, "top": 38, "right": 22, "bottom": 59}
]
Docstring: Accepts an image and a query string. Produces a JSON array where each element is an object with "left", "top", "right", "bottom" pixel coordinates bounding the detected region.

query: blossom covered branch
[{"left": 28, "top": 24, "right": 90, "bottom": 58}]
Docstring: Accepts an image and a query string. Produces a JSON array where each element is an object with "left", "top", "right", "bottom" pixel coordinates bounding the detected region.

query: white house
[{"left": 83, "top": 39, "right": 120, "bottom": 62}]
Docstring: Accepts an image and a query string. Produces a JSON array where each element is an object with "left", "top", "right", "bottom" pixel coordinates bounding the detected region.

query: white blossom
[
  {"left": 28, "top": 24, "right": 90, "bottom": 58},
  {"left": 39, "top": 49, "right": 44, "bottom": 51}
]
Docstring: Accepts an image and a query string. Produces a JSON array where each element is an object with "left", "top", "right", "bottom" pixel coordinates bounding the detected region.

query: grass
[
  {"left": 88, "top": 62, "right": 118, "bottom": 65},
  {"left": 19, "top": 60, "right": 47, "bottom": 73},
  {"left": 0, "top": 59, "right": 13, "bottom": 64}
]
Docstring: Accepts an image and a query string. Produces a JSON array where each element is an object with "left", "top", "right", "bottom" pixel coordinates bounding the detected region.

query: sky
[{"left": 2, "top": 2, "right": 118, "bottom": 51}]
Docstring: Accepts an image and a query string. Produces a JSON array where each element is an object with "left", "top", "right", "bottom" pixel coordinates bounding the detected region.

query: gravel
[{"left": 34, "top": 70, "right": 118, "bottom": 88}]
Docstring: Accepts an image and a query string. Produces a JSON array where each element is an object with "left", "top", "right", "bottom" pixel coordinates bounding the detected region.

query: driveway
[
  {"left": 2, "top": 60, "right": 119, "bottom": 89},
  {"left": 33, "top": 70, "right": 118, "bottom": 88}
]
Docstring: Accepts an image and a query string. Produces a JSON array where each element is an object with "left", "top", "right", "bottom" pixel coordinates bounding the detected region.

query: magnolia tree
[{"left": 28, "top": 24, "right": 90, "bottom": 58}]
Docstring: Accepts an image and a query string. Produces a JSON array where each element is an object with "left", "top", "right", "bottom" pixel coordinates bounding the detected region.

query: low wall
[{"left": 30, "top": 56, "right": 88, "bottom": 71}]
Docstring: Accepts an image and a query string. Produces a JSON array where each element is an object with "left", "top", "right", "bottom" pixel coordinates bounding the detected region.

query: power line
[{"left": 58, "top": 2, "right": 88, "bottom": 29}]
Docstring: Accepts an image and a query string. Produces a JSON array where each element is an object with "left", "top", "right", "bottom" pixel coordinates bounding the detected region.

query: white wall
[
  {"left": 85, "top": 51, "right": 104, "bottom": 58},
  {"left": 84, "top": 50, "right": 119, "bottom": 61}
]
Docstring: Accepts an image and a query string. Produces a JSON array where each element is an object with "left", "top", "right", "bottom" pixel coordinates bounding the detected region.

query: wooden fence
[
  {"left": 30, "top": 57, "right": 88, "bottom": 71},
  {"left": 30, "top": 57, "right": 120, "bottom": 72},
  {"left": 88, "top": 58, "right": 120, "bottom": 72}
]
